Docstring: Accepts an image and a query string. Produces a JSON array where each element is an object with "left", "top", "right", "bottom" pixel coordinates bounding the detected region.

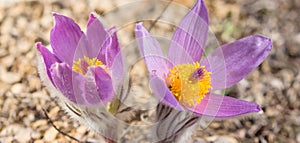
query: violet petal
[
  {"left": 86, "top": 13, "right": 109, "bottom": 58},
  {"left": 189, "top": 94, "right": 261, "bottom": 118},
  {"left": 135, "top": 22, "right": 169, "bottom": 78},
  {"left": 73, "top": 34, "right": 89, "bottom": 61},
  {"left": 94, "top": 66, "right": 114, "bottom": 104},
  {"left": 109, "top": 49, "right": 124, "bottom": 95},
  {"left": 36, "top": 42, "right": 60, "bottom": 84},
  {"left": 50, "top": 13, "right": 84, "bottom": 65},
  {"left": 50, "top": 63, "right": 77, "bottom": 103},
  {"left": 202, "top": 35, "right": 272, "bottom": 90},
  {"left": 71, "top": 68, "right": 109, "bottom": 105},
  {"left": 97, "top": 26, "right": 120, "bottom": 67},
  {"left": 50, "top": 63, "right": 112, "bottom": 105},
  {"left": 149, "top": 75, "right": 184, "bottom": 110},
  {"left": 168, "top": 0, "right": 209, "bottom": 64}
]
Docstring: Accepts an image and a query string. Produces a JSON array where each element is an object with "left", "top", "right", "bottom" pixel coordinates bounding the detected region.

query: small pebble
[
  {"left": 1, "top": 72, "right": 22, "bottom": 84},
  {"left": 215, "top": 136, "right": 238, "bottom": 143},
  {"left": 43, "top": 128, "right": 58, "bottom": 142},
  {"left": 15, "top": 128, "right": 32, "bottom": 142},
  {"left": 32, "top": 120, "right": 48, "bottom": 128},
  {"left": 11, "top": 83, "right": 25, "bottom": 94}
]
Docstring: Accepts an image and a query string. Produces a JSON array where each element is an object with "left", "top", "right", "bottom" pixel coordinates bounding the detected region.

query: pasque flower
[
  {"left": 36, "top": 13, "right": 121, "bottom": 105},
  {"left": 135, "top": 0, "right": 272, "bottom": 118}
]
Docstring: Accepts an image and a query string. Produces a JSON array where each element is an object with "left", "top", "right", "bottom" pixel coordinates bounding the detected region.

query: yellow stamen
[
  {"left": 166, "top": 62, "right": 212, "bottom": 107},
  {"left": 72, "top": 56, "right": 103, "bottom": 75}
]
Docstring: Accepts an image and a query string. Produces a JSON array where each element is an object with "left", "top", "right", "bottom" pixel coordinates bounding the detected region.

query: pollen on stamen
[
  {"left": 166, "top": 62, "right": 212, "bottom": 107},
  {"left": 72, "top": 56, "right": 103, "bottom": 75}
]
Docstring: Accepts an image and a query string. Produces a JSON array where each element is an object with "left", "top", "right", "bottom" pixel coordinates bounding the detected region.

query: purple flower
[
  {"left": 36, "top": 13, "right": 122, "bottom": 105},
  {"left": 135, "top": 0, "right": 272, "bottom": 118}
]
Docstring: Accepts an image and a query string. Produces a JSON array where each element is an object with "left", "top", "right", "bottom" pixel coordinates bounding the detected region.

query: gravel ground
[{"left": 0, "top": 0, "right": 299, "bottom": 142}]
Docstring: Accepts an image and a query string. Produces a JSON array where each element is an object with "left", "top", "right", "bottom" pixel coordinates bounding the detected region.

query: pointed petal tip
[
  {"left": 89, "top": 13, "right": 96, "bottom": 19},
  {"left": 253, "top": 104, "right": 264, "bottom": 114},
  {"left": 36, "top": 42, "right": 48, "bottom": 53},
  {"left": 252, "top": 34, "right": 272, "bottom": 41},
  {"left": 135, "top": 22, "right": 144, "bottom": 30},
  {"left": 135, "top": 22, "right": 150, "bottom": 38},
  {"left": 51, "top": 12, "right": 58, "bottom": 16},
  {"left": 192, "top": 0, "right": 209, "bottom": 22},
  {"left": 248, "top": 35, "right": 273, "bottom": 55},
  {"left": 252, "top": 34, "right": 273, "bottom": 50},
  {"left": 52, "top": 12, "right": 63, "bottom": 20},
  {"left": 35, "top": 42, "right": 42, "bottom": 48},
  {"left": 36, "top": 42, "right": 43, "bottom": 53},
  {"left": 246, "top": 102, "right": 263, "bottom": 115},
  {"left": 255, "top": 104, "right": 263, "bottom": 113},
  {"left": 51, "top": 13, "right": 73, "bottom": 25},
  {"left": 135, "top": 22, "right": 148, "bottom": 38},
  {"left": 87, "top": 13, "right": 97, "bottom": 26},
  {"left": 52, "top": 12, "right": 63, "bottom": 25}
]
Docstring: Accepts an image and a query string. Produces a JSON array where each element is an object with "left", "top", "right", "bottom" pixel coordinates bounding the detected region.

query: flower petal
[
  {"left": 86, "top": 13, "right": 109, "bottom": 58},
  {"left": 36, "top": 42, "right": 60, "bottom": 84},
  {"left": 135, "top": 22, "right": 169, "bottom": 78},
  {"left": 97, "top": 26, "right": 120, "bottom": 67},
  {"left": 50, "top": 13, "right": 84, "bottom": 65},
  {"left": 94, "top": 66, "right": 114, "bottom": 104},
  {"left": 149, "top": 75, "right": 183, "bottom": 110},
  {"left": 109, "top": 50, "right": 124, "bottom": 95},
  {"left": 202, "top": 35, "right": 272, "bottom": 90},
  {"left": 166, "top": 42, "right": 194, "bottom": 68},
  {"left": 50, "top": 63, "right": 77, "bottom": 103},
  {"left": 168, "top": 0, "right": 209, "bottom": 64},
  {"left": 189, "top": 94, "right": 261, "bottom": 118},
  {"left": 74, "top": 67, "right": 110, "bottom": 105},
  {"left": 50, "top": 62, "right": 113, "bottom": 105},
  {"left": 73, "top": 34, "right": 89, "bottom": 60}
]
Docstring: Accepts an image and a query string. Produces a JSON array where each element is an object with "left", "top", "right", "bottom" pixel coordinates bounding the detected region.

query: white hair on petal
[{"left": 36, "top": 48, "right": 57, "bottom": 96}]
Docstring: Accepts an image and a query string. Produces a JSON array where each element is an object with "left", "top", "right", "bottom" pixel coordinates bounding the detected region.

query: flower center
[
  {"left": 72, "top": 56, "right": 104, "bottom": 75},
  {"left": 166, "top": 62, "right": 212, "bottom": 107}
]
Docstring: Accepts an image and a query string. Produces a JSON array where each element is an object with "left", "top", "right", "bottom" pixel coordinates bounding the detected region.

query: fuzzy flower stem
[{"left": 154, "top": 103, "right": 199, "bottom": 143}]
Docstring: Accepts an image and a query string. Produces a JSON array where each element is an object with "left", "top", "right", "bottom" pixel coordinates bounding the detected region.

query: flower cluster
[
  {"left": 36, "top": 0, "right": 272, "bottom": 142},
  {"left": 37, "top": 13, "right": 121, "bottom": 105},
  {"left": 135, "top": 0, "right": 272, "bottom": 118}
]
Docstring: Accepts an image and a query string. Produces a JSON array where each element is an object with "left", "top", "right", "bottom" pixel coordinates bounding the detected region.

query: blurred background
[{"left": 0, "top": 0, "right": 299, "bottom": 142}]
